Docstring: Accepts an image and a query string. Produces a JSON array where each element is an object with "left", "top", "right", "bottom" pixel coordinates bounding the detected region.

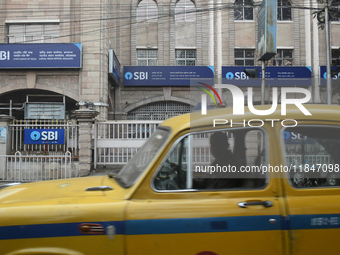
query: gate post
[
  {"left": 74, "top": 109, "right": 99, "bottom": 176},
  {"left": 0, "top": 115, "right": 14, "bottom": 180}
]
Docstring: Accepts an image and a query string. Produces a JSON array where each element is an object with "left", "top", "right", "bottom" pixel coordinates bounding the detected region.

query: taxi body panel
[
  {"left": 0, "top": 176, "right": 128, "bottom": 255},
  {"left": 283, "top": 175, "right": 340, "bottom": 255},
  {"left": 1, "top": 104, "right": 340, "bottom": 254}
]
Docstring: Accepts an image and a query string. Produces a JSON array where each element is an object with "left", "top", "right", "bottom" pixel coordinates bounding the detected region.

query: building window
[
  {"left": 176, "top": 49, "right": 196, "bottom": 66},
  {"left": 234, "top": 49, "right": 255, "bottom": 66},
  {"left": 273, "top": 49, "right": 293, "bottom": 66},
  {"left": 332, "top": 49, "right": 340, "bottom": 65},
  {"left": 137, "top": 49, "right": 158, "bottom": 66},
  {"left": 277, "top": 0, "right": 292, "bottom": 21},
  {"left": 8, "top": 23, "right": 60, "bottom": 43},
  {"left": 234, "top": 0, "right": 254, "bottom": 21},
  {"left": 330, "top": 2, "right": 340, "bottom": 22},
  {"left": 175, "top": 0, "right": 196, "bottom": 22},
  {"left": 137, "top": 0, "right": 158, "bottom": 22}
]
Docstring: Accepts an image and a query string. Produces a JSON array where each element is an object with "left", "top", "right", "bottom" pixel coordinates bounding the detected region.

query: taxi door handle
[{"left": 238, "top": 201, "right": 273, "bottom": 208}]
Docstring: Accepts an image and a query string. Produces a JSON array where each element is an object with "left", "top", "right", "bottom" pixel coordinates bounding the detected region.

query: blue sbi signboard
[
  {"left": 222, "top": 66, "right": 312, "bottom": 86},
  {"left": 124, "top": 66, "right": 214, "bottom": 86},
  {"left": 109, "top": 49, "right": 121, "bottom": 85},
  {"left": 0, "top": 43, "right": 82, "bottom": 69},
  {"left": 24, "top": 129, "right": 65, "bottom": 145}
]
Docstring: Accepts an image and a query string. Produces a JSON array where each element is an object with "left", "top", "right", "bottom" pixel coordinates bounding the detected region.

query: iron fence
[{"left": 0, "top": 151, "right": 75, "bottom": 182}]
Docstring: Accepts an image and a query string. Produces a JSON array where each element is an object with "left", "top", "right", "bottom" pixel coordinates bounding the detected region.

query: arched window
[
  {"left": 175, "top": 0, "right": 196, "bottom": 22},
  {"left": 277, "top": 0, "right": 292, "bottom": 21},
  {"left": 234, "top": 0, "right": 254, "bottom": 21},
  {"left": 137, "top": 0, "right": 158, "bottom": 22},
  {"left": 127, "top": 101, "right": 192, "bottom": 120}
]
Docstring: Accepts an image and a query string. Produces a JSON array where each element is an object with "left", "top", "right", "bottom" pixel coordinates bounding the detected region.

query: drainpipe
[
  {"left": 100, "top": 0, "right": 104, "bottom": 103},
  {"left": 305, "top": 0, "right": 312, "bottom": 67},
  {"left": 209, "top": 0, "right": 214, "bottom": 67},
  {"left": 312, "top": 0, "right": 321, "bottom": 103},
  {"left": 217, "top": 0, "right": 222, "bottom": 97},
  {"left": 325, "top": 0, "right": 332, "bottom": 104}
]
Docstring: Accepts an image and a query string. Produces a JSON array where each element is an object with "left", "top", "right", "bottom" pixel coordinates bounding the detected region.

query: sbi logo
[
  {"left": 225, "top": 71, "right": 249, "bottom": 80},
  {"left": 284, "top": 131, "right": 306, "bottom": 140},
  {"left": 32, "top": 131, "right": 59, "bottom": 141},
  {"left": 25, "top": 129, "right": 64, "bottom": 144},
  {"left": 283, "top": 131, "right": 291, "bottom": 140},
  {"left": 125, "top": 71, "right": 148, "bottom": 80},
  {"left": 323, "top": 72, "right": 339, "bottom": 79},
  {"left": 226, "top": 72, "right": 234, "bottom": 80},
  {"left": 125, "top": 72, "right": 133, "bottom": 80},
  {"left": 30, "top": 131, "right": 41, "bottom": 141}
]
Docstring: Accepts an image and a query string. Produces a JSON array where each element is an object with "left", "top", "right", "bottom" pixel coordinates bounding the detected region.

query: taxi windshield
[{"left": 115, "top": 128, "right": 170, "bottom": 188}]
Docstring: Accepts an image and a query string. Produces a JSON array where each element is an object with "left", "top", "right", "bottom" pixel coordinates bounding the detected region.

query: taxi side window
[
  {"left": 153, "top": 128, "right": 267, "bottom": 191},
  {"left": 283, "top": 126, "right": 340, "bottom": 188}
]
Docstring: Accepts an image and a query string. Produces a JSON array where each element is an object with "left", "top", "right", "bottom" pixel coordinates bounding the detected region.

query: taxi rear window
[{"left": 283, "top": 126, "right": 340, "bottom": 188}]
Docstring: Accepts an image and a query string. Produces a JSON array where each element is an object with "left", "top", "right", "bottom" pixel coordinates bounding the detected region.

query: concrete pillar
[
  {"left": 0, "top": 115, "right": 14, "bottom": 180},
  {"left": 74, "top": 109, "right": 99, "bottom": 176}
]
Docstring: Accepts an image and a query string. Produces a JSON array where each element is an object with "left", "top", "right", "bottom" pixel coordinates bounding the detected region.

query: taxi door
[
  {"left": 282, "top": 125, "right": 340, "bottom": 255},
  {"left": 125, "top": 127, "right": 286, "bottom": 255}
]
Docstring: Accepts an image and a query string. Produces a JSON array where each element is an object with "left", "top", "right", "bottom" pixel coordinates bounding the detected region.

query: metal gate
[{"left": 94, "top": 120, "right": 161, "bottom": 167}]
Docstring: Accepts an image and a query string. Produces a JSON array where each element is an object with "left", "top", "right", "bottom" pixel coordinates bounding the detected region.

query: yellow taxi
[{"left": 1, "top": 104, "right": 340, "bottom": 255}]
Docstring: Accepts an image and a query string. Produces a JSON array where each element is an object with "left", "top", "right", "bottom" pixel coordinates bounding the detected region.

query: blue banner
[
  {"left": 124, "top": 66, "right": 214, "bottom": 86},
  {"left": 0, "top": 43, "right": 82, "bottom": 69},
  {"left": 222, "top": 66, "right": 311, "bottom": 86},
  {"left": 320, "top": 66, "right": 340, "bottom": 86},
  {"left": 24, "top": 129, "right": 65, "bottom": 145},
  {"left": 109, "top": 49, "right": 121, "bottom": 85}
]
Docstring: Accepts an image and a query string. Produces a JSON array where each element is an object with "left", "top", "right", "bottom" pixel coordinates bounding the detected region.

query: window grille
[
  {"left": 127, "top": 101, "right": 192, "bottom": 120},
  {"left": 332, "top": 49, "right": 340, "bottom": 65},
  {"left": 234, "top": 0, "right": 254, "bottom": 21},
  {"left": 330, "top": 2, "right": 340, "bottom": 22},
  {"left": 137, "top": 49, "right": 158, "bottom": 66},
  {"left": 277, "top": 0, "right": 292, "bottom": 21},
  {"left": 176, "top": 49, "right": 196, "bottom": 66},
  {"left": 234, "top": 49, "right": 255, "bottom": 66},
  {"left": 8, "top": 23, "right": 60, "bottom": 43},
  {"left": 273, "top": 49, "right": 293, "bottom": 66}
]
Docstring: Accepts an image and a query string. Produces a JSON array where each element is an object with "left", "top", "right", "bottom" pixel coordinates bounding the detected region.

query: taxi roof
[{"left": 160, "top": 104, "right": 340, "bottom": 133}]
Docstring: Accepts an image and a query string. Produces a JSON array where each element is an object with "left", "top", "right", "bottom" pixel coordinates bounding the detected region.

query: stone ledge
[{"left": 74, "top": 109, "right": 99, "bottom": 122}]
